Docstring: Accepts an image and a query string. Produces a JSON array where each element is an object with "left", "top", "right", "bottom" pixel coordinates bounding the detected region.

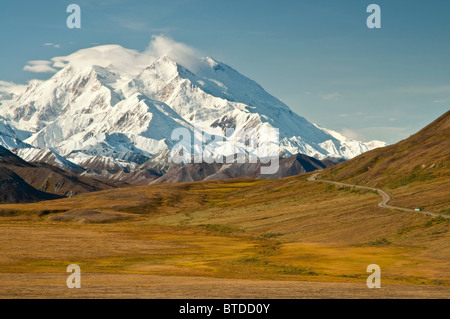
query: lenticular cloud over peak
[
  {"left": 145, "top": 35, "right": 201, "bottom": 71},
  {"left": 51, "top": 44, "right": 152, "bottom": 77},
  {"left": 47, "top": 35, "right": 201, "bottom": 78}
]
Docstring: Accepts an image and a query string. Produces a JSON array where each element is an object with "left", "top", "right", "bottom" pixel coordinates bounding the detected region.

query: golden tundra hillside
[
  {"left": 321, "top": 110, "right": 450, "bottom": 214},
  {"left": 0, "top": 111, "right": 449, "bottom": 298}
]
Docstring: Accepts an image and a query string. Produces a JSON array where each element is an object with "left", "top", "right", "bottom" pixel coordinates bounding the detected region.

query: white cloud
[
  {"left": 145, "top": 35, "right": 200, "bottom": 70},
  {"left": 50, "top": 44, "right": 154, "bottom": 79},
  {"left": 322, "top": 92, "right": 342, "bottom": 101},
  {"left": 0, "top": 80, "right": 27, "bottom": 95},
  {"left": 23, "top": 60, "right": 58, "bottom": 73},
  {"left": 28, "top": 60, "right": 53, "bottom": 65},
  {"left": 44, "top": 42, "right": 61, "bottom": 48},
  {"left": 23, "top": 64, "right": 57, "bottom": 73},
  {"left": 49, "top": 35, "right": 201, "bottom": 77},
  {"left": 18, "top": 36, "right": 200, "bottom": 84},
  {"left": 339, "top": 128, "right": 362, "bottom": 140}
]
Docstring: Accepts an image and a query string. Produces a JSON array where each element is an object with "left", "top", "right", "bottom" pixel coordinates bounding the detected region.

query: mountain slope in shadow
[{"left": 0, "top": 167, "right": 62, "bottom": 203}]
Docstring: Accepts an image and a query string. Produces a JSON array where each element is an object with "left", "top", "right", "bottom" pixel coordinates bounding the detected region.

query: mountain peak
[{"left": 148, "top": 54, "right": 178, "bottom": 68}]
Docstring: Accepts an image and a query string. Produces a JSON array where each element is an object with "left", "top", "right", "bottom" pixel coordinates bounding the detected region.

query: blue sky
[{"left": 0, "top": 0, "right": 449, "bottom": 144}]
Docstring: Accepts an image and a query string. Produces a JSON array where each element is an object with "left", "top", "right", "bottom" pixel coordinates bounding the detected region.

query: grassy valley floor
[{"left": 0, "top": 174, "right": 449, "bottom": 298}]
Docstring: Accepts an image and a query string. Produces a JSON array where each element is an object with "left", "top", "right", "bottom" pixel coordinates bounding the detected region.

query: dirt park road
[{"left": 308, "top": 171, "right": 450, "bottom": 219}]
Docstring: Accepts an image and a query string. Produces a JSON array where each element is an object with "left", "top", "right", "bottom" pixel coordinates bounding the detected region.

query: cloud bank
[
  {"left": 24, "top": 35, "right": 202, "bottom": 77},
  {"left": 0, "top": 80, "right": 28, "bottom": 95},
  {"left": 44, "top": 42, "right": 61, "bottom": 48},
  {"left": 23, "top": 60, "right": 58, "bottom": 73}
]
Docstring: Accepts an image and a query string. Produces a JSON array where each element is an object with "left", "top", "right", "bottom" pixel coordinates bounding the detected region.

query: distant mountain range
[
  {"left": 0, "top": 44, "right": 384, "bottom": 173},
  {"left": 0, "top": 143, "right": 337, "bottom": 202},
  {"left": 152, "top": 153, "right": 339, "bottom": 184},
  {"left": 0, "top": 108, "right": 446, "bottom": 204},
  {"left": 0, "top": 145, "right": 118, "bottom": 202}
]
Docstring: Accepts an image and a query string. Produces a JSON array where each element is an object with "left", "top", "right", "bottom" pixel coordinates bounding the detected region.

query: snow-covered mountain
[
  {"left": 13, "top": 147, "right": 85, "bottom": 175},
  {"left": 0, "top": 43, "right": 385, "bottom": 168}
]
